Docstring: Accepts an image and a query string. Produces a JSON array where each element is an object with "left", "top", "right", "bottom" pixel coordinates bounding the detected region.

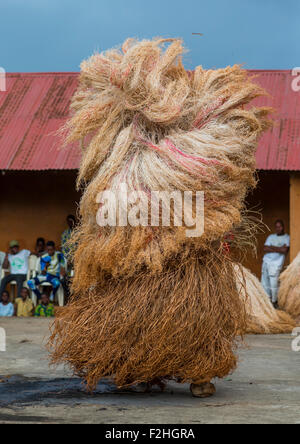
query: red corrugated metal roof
[
  {"left": 0, "top": 73, "right": 81, "bottom": 170},
  {"left": 0, "top": 70, "right": 299, "bottom": 171},
  {"left": 250, "top": 70, "right": 300, "bottom": 170}
]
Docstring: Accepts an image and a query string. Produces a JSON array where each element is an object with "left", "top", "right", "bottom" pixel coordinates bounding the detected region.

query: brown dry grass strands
[
  {"left": 278, "top": 253, "right": 300, "bottom": 321},
  {"left": 235, "top": 265, "right": 296, "bottom": 334},
  {"left": 50, "top": 38, "right": 272, "bottom": 390}
]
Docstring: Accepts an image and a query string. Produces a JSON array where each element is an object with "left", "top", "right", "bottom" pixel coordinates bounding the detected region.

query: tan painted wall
[
  {"left": 290, "top": 173, "right": 300, "bottom": 261},
  {"left": 0, "top": 171, "right": 81, "bottom": 253},
  {"left": 244, "top": 171, "right": 290, "bottom": 277}
]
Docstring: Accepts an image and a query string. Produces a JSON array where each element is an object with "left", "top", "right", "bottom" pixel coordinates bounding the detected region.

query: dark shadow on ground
[{"left": 0, "top": 375, "right": 168, "bottom": 408}]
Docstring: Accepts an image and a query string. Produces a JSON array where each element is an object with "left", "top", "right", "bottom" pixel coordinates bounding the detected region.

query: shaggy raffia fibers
[
  {"left": 51, "top": 249, "right": 245, "bottom": 389},
  {"left": 50, "top": 38, "right": 272, "bottom": 389},
  {"left": 235, "top": 265, "right": 296, "bottom": 334},
  {"left": 278, "top": 253, "right": 300, "bottom": 321}
]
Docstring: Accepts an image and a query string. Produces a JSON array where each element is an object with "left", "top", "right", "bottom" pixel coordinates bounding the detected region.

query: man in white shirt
[
  {"left": 0, "top": 240, "right": 31, "bottom": 301},
  {"left": 261, "top": 220, "right": 290, "bottom": 308}
]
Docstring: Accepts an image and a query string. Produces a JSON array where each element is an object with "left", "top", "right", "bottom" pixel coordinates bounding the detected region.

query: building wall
[
  {"left": 244, "top": 171, "right": 290, "bottom": 277},
  {"left": 290, "top": 172, "right": 300, "bottom": 261},
  {"left": 0, "top": 171, "right": 80, "bottom": 252}
]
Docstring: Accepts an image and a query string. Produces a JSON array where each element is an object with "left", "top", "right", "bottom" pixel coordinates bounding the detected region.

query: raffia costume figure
[{"left": 50, "top": 38, "right": 272, "bottom": 397}]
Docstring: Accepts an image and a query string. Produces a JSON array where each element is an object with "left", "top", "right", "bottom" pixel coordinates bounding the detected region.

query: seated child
[
  {"left": 0, "top": 291, "right": 14, "bottom": 317},
  {"left": 35, "top": 293, "right": 55, "bottom": 318},
  {"left": 15, "top": 287, "right": 34, "bottom": 317}
]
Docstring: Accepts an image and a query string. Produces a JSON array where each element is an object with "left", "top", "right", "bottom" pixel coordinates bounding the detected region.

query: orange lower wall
[
  {"left": 0, "top": 170, "right": 291, "bottom": 278},
  {"left": 0, "top": 171, "right": 81, "bottom": 252}
]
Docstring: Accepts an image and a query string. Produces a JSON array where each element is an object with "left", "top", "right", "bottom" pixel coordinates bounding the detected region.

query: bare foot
[{"left": 190, "top": 382, "right": 216, "bottom": 398}]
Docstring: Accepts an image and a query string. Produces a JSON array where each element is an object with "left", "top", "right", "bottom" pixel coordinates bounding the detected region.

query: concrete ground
[{"left": 0, "top": 318, "right": 299, "bottom": 424}]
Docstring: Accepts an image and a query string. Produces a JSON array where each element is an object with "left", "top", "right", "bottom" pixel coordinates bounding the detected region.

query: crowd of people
[
  {"left": 0, "top": 216, "right": 290, "bottom": 318},
  {"left": 0, "top": 215, "right": 76, "bottom": 318}
]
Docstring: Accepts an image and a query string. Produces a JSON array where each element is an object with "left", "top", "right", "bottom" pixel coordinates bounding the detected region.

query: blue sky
[{"left": 1, "top": 0, "right": 300, "bottom": 72}]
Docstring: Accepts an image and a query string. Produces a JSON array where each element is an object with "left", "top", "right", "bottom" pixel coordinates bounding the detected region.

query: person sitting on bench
[
  {"left": 28, "top": 241, "right": 66, "bottom": 302},
  {"left": 0, "top": 241, "right": 31, "bottom": 301}
]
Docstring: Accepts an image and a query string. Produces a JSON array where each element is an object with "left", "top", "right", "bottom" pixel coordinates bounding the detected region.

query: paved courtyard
[{"left": 0, "top": 318, "right": 299, "bottom": 424}]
